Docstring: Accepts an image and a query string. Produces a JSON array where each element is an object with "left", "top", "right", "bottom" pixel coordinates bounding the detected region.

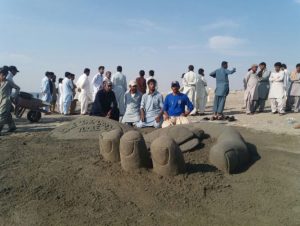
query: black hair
[
  {"left": 274, "top": 62, "right": 282, "bottom": 67},
  {"left": 117, "top": 66, "right": 122, "bottom": 72},
  {"left": 65, "top": 72, "right": 70, "bottom": 77},
  {"left": 181, "top": 73, "right": 185, "bottom": 78},
  {"left": 58, "top": 78, "right": 63, "bottom": 83},
  {"left": 198, "top": 68, "right": 204, "bottom": 74},
  {"left": 147, "top": 78, "right": 157, "bottom": 85},
  {"left": 139, "top": 70, "right": 145, "bottom": 76},
  {"left": 149, "top": 70, "right": 155, "bottom": 76},
  {"left": 84, "top": 68, "right": 90, "bottom": 74},
  {"left": 188, "top": 65, "right": 194, "bottom": 71},
  {"left": 221, "top": 61, "right": 228, "bottom": 67},
  {"left": 259, "top": 62, "right": 266, "bottom": 67},
  {"left": 296, "top": 63, "right": 300, "bottom": 68},
  {"left": 98, "top": 66, "right": 105, "bottom": 70},
  {"left": 281, "top": 64, "right": 287, "bottom": 69}
]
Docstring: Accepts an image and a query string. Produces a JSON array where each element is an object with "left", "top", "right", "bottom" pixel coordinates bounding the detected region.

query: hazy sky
[{"left": 1, "top": 0, "right": 300, "bottom": 92}]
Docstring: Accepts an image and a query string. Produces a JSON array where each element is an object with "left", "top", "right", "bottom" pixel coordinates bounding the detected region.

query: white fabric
[
  {"left": 76, "top": 73, "right": 92, "bottom": 115},
  {"left": 112, "top": 72, "right": 127, "bottom": 115},
  {"left": 195, "top": 74, "right": 208, "bottom": 113},
  {"left": 182, "top": 71, "right": 197, "bottom": 113},
  {"left": 269, "top": 71, "right": 285, "bottom": 99},
  {"left": 270, "top": 98, "right": 284, "bottom": 113},
  {"left": 58, "top": 83, "right": 64, "bottom": 113},
  {"left": 91, "top": 73, "right": 104, "bottom": 101}
]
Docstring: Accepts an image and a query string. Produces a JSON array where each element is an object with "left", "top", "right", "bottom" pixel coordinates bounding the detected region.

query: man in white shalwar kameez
[
  {"left": 76, "top": 68, "right": 92, "bottom": 115},
  {"left": 269, "top": 62, "right": 285, "bottom": 115},
  {"left": 112, "top": 66, "right": 127, "bottom": 116},
  {"left": 91, "top": 66, "right": 105, "bottom": 101},
  {"left": 62, "top": 72, "right": 74, "bottom": 115},
  {"left": 182, "top": 65, "right": 197, "bottom": 115},
  {"left": 195, "top": 68, "right": 208, "bottom": 115}
]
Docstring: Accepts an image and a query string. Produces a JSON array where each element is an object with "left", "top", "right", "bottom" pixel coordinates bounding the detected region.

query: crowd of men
[{"left": 1, "top": 61, "right": 300, "bottom": 135}]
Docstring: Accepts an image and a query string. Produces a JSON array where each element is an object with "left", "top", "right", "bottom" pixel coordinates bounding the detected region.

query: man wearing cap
[
  {"left": 41, "top": 71, "right": 53, "bottom": 113},
  {"left": 0, "top": 67, "right": 20, "bottom": 135},
  {"left": 92, "top": 66, "right": 105, "bottom": 101},
  {"left": 254, "top": 62, "right": 271, "bottom": 112},
  {"left": 90, "top": 80, "right": 120, "bottom": 121},
  {"left": 136, "top": 78, "right": 163, "bottom": 128},
  {"left": 209, "top": 61, "right": 236, "bottom": 120},
  {"left": 122, "top": 80, "right": 142, "bottom": 125},
  {"left": 112, "top": 66, "right": 127, "bottom": 117},
  {"left": 244, "top": 64, "right": 259, "bottom": 115},
  {"left": 62, "top": 72, "right": 74, "bottom": 115},
  {"left": 76, "top": 68, "right": 92, "bottom": 115},
  {"left": 162, "top": 81, "right": 194, "bottom": 128},
  {"left": 182, "top": 65, "right": 197, "bottom": 115}
]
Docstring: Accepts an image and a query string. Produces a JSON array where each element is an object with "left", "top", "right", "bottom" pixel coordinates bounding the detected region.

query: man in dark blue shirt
[{"left": 163, "top": 81, "right": 194, "bottom": 127}]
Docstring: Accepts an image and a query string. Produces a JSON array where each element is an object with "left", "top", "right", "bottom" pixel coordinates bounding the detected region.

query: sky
[{"left": 1, "top": 0, "right": 300, "bottom": 92}]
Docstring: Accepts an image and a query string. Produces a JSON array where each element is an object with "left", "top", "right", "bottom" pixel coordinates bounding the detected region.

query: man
[
  {"left": 90, "top": 81, "right": 120, "bottom": 121},
  {"left": 112, "top": 66, "right": 127, "bottom": 116},
  {"left": 0, "top": 67, "right": 20, "bottom": 135},
  {"left": 57, "top": 78, "right": 64, "bottom": 114},
  {"left": 62, "top": 72, "right": 74, "bottom": 115},
  {"left": 103, "top": 71, "right": 112, "bottom": 84},
  {"left": 209, "top": 61, "right": 236, "bottom": 120},
  {"left": 281, "top": 64, "right": 291, "bottom": 111},
  {"left": 269, "top": 62, "right": 285, "bottom": 115},
  {"left": 146, "top": 70, "right": 157, "bottom": 92},
  {"left": 136, "top": 79, "right": 163, "bottom": 128},
  {"left": 182, "top": 65, "right": 197, "bottom": 115},
  {"left": 76, "top": 68, "right": 92, "bottom": 115},
  {"left": 288, "top": 64, "right": 300, "bottom": 112},
  {"left": 122, "top": 80, "right": 142, "bottom": 125},
  {"left": 162, "top": 81, "right": 194, "bottom": 128},
  {"left": 69, "top": 73, "right": 78, "bottom": 115},
  {"left": 255, "top": 62, "right": 271, "bottom": 112},
  {"left": 6, "top": 66, "right": 19, "bottom": 84},
  {"left": 92, "top": 66, "right": 105, "bottom": 101},
  {"left": 244, "top": 64, "right": 259, "bottom": 115},
  {"left": 195, "top": 68, "right": 208, "bottom": 115},
  {"left": 50, "top": 73, "right": 58, "bottom": 113},
  {"left": 41, "top": 71, "right": 53, "bottom": 113},
  {"left": 136, "top": 70, "right": 146, "bottom": 94}
]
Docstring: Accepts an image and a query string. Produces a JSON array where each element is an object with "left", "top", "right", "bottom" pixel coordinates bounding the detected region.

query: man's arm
[
  {"left": 183, "top": 95, "right": 194, "bottom": 116},
  {"left": 225, "top": 68, "right": 236, "bottom": 75},
  {"left": 209, "top": 70, "right": 217, "bottom": 78}
]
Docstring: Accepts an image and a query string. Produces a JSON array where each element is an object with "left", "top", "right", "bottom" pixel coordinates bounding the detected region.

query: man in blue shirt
[{"left": 163, "top": 81, "right": 194, "bottom": 128}]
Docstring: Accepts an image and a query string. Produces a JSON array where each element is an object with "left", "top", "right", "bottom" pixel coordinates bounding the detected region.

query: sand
[{"left": 0, "top": 91, "right": 300, "bottom": 226}]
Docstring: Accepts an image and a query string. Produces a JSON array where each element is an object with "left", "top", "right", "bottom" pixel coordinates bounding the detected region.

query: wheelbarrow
[{"left": 12, "top": 92, "right": 50, "bottom": 122}]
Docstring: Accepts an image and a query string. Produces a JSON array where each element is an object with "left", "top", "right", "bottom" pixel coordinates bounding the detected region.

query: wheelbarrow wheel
[{"left": 27, "top": 111, "right": 41, "bottom": 122}]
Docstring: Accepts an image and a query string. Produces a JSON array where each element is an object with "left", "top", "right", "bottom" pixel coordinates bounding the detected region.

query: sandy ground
[{"left": 0, "top": 91, "right": 300, "bottom": 226}]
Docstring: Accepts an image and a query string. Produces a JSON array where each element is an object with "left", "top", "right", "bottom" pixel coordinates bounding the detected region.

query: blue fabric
[
  {"left": 41, "top": 76, "right": 52, "bottom": 103},
  {"left": 213, "top": 95, "right": 226, "bottom": 114},
  {"left": 210, "top": 68, "right": 236, "bottom": 96},
  {"left": 63, "top": 95, "right": 72, "bottom": 115},
  {"left": 163, "top": 92, "right": 194, "bottom": 116}
]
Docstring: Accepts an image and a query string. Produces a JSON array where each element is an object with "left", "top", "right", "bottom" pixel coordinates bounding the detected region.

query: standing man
[
  {"left": 41, "top": 71, "right": 53, "bottom": 114},
  {"left": 195, "top": 68, "right": 208, "bottom": 115},
  {"left": 269, "top": 62, "right": 285, "bottom": 115},
  {"left": 146, "top": 70, "right": 157, "bottom": 92},
  {"left": 182, "top": 65, "right": 197, "bottom": 115},
  {"left": 255, "top": 62, "right": 271, "bottom": 112},
  {"left": 209, "top": 61, "right": 236, "bottom": 120},
  {"left": 76, "top": 68, "right": 91, "bottom": 115},
  {"left": 244, "top": 64, "right": 259, "bottom": 115},
  {"left": 136, "top": 70, "right": 146, "bottom": 94},
  {"left": 163, "top": 81, "right": 194, "bottom": 128},
  {"left": 90, "top": 81, "right": 120, "bottom": 121},
  {"left": 136, "top": 79, "right": 164, "bottom": 128},
  {"left": 288, "top": 64, "right": 300, "bottom": 112},
  {"left": 112, "top": 66, "right": 127, "bottom": 117},
  {"left": 57, "top": 78, "right": 64, "bottom": 114},
  {"left": 122, "top": 80, "right": 142, "bottom": 125},
  {"left": 62, "top": 72, "right": 74, "bottom": 115},
  {"left": 92, "top": 66, "right": 105, "bottom": 101},
  {"left": 50, "top": 73, "right": 58, "bottom": 113}
]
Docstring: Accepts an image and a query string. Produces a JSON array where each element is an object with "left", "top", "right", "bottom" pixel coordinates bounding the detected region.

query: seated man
[
  {"left": 136, "top": 79, "right": 163, "bottom": 128},
  {"left": 122, "top": 80, "right": 142, "bottom": 126},
  {"left": 90, "top": 81, "right": 119, "bottom": 121},
  {"left": 162, "top": 81, "right": 194, "bottom": 128}
]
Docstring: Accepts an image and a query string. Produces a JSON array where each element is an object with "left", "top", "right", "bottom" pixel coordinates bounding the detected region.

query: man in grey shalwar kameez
[
  {"left": 0, "top": 67, "right": 20, "bottom": 135},
  {"left": 122, "top": 80, "right": 142, "bottom": 125},
  {"left": 288, "top": 64, "right": 300, "bottom": 112},
  {"left": 244, "top": 64, "right": 259, "bottom": 114},
  {"left": 255, "top": 62, "right": 271, "bottom": 112},
  {"left": 209, "top": 61, "right": 236, "bottom": 120}
]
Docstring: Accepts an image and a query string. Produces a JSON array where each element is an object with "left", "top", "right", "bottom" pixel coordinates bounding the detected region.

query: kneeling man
[{"left": 162, "top": 81, "right": 194, "bottom": 128}]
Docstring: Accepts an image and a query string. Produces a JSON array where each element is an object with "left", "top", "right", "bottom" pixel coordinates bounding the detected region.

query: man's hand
[
  {"left": 155, "top": 116, "right": 160, "bottom": 123},
  {"left": 106, "top": 110, "right": 112, "bottom": 118}
]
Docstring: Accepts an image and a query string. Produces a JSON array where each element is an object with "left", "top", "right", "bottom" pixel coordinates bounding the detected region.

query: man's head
[
  {"left": 171, "top": 81, "right": 180, "bottom": 94},
  {"left": 259, "top": 62, "right": 266, "bottom": 70},
  {"left": 221, "top": 61, "right": 228, "bottom": 69},
  {"left": 251, "top": 64, "right": 258, "bottom": 73},
  {"left": 9, "top": 66, "right": 19, "bottom": 75},
  {"left": 147, "top": 78, "right": 157, "bottom": 92},
  {"left": 274, "top": 62, "right": 282, "bottom": 72},
  {"left": 105, "top": 71, "right": 112, "bottom": 79},
  {"left": 198, "top": 68, "right": 204, "bottom": 75},
  {"left": 84, "top": 68, "right": 90, "bottom": 76},
  {"left": 129, "top": 80, "right": 137, "bottom": 93},
  {"left": 98, "top": 66, "right": 105, "bottom": 74},
  {"left": 139, "top": 70, "right": 145, "bottom": 77},
  {"left": 149, "top": 70, "right": 155, "bottom": 77},
  {"left": 117, "top": 66, "right": 122, "bottom": 72},
  {"left": 188, "top": 65, "right": 194, "bottom": 72},
  {"left": 296, "top": 64, "right": 300, "bottom": 73},
  {"left": 45, "top": 71, "right": 52, "bottom": 78},
  {"left": 70, "top": 73, "right": 75, "bottom": 80},
  {"left": 58, "top": 78, "right": 63, "bottom": 83},
  {"left": 104, "top": 81, "right": 113, "bottom": 92},
  {"left": 65, "top": 72, "right": 71, "bottom": 78}
]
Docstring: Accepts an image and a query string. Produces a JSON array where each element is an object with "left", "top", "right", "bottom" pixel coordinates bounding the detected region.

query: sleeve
[
  {"left": 163, "top": 95, "right": 169, "bottom": 112},
  {"left": 91, "top": 75, "right": 97, "bottom": 87},
  {"left": 159, "top": 94, "right": 164, "bottom": 109},
  {"left": 225, "top": 69, "right": 236, "bottom": 75},
  {"left": 140, "top": 94, "right": 146, "bottom": 109},
  {"left": 269, "top": 73, "right": 275, "bottom": 82},
  {"left": 209, "top": 70, "right": 217, "bottom": 78},
  {"left": 8, "top": 80, "right": 20, "bottom": 92},
  {"left": 186, "top": 95, "right": 194, "bottom": 112}
]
